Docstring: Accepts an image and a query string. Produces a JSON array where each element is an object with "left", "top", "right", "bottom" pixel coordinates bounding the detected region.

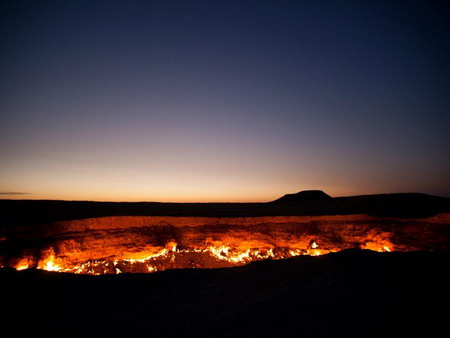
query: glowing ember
[
  {"left": 16, "top": 262, "right": 30, "bottom": 271},
  {"left": 38, "top": 255, "right": 62, "bottom": 272},
  {"left": 15, "top": 257, "right": 33, "bottom": 271},
  {"left": 1, "top": 214, "right": 449, "bottom": 275}
]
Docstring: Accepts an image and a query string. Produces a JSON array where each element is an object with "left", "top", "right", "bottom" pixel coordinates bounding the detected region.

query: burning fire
[
  {"left": 7, "top": 240, "right": 385, "bottom": 275},
  {"left": 1, "top": 214, "right": 448, "bottom": 275}
]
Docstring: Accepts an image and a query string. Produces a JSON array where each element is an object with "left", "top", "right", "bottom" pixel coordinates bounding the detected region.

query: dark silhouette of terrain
[
  {"left": 2, "top": 191, "right": 449, "bottom": 336},
  {"left": 2, "top": 249, "right": 449, "bottom": 337},
  {"left": 1, "top": 191, "right": 449, "bottom": 227},
  {"left": 270, "top": 189, "right": 332, "bottom": 203}
]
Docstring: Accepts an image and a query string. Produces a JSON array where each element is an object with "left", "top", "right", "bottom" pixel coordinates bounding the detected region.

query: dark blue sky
[{"left": 1, "top": 0, "right": 449, "bottom": 201}]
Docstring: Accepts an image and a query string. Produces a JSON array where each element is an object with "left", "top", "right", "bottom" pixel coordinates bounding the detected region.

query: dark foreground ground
[{"left": 2, "top": 249, "right": 449, "bottom": 337}]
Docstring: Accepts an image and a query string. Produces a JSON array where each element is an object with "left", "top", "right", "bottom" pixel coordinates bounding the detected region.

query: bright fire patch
[{"left": 1, "top": 214, "right": 448, "bottom": 275}]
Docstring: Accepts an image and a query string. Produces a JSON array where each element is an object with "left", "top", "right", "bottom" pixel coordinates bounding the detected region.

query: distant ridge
[
  {"left": 270, "top": 190, "right": 333, "bottom": 204},
  {"left": 1, "top": 191, "right": 449, "bottom": 226}
]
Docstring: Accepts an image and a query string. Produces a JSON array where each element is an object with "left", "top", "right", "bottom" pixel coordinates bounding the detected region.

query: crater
[{"left": 2, "top": 214, "right": 449, "bottom": 274}]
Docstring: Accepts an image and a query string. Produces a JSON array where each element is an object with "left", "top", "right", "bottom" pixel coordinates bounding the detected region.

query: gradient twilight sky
[{"left": 1, "top": 0, "right": 449, "bottom": 202}]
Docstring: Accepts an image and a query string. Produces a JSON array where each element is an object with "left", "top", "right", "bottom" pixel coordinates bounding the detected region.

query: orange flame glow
[{"left": 1, "top": 214, "right": 448, "bottom": 275}]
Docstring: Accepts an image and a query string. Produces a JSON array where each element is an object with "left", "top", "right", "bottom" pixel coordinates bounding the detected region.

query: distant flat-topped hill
[{"left": 269, "top": 190, "right": 332, "bottom": 204}]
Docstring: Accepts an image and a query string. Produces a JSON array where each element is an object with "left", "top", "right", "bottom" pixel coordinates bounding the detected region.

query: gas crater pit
[{"left": 2, "top": 214, "right": 449, "bottom": 275}]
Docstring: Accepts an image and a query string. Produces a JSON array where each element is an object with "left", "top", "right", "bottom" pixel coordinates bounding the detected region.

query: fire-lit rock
[{"left": 1, "top": 214, "right": 449, "bottom": 274}]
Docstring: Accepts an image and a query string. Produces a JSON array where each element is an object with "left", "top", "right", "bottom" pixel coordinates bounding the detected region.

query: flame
[
  {"left": 25, "top": 242, "right": 377, "bottom": 275},
  {"left": 11, "top": 241, "right": 397, "bottom": 275},
  {"left": 3, "top": 214, "right": 446, "bottom": 275},
  {"left": 15, "top": 257, "right": 33, "bottom": 271},
  {"left": 37, "top": 254, "right": 62, "bottom": 272},
  {"left": 8, "top": 240, "right": 397, "bottom": 275},
  {"left": 16, "top": 263, "right": 30, "bottom": 271}
]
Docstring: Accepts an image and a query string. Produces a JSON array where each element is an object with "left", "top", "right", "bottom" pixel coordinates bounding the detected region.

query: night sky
[{"left": 1, "top": 0, "right": 449, "bottom": 202}]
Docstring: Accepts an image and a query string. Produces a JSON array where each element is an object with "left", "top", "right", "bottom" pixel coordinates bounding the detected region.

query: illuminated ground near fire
[{"left": 2, "top": 214, "right": 449, "bottom": 275}]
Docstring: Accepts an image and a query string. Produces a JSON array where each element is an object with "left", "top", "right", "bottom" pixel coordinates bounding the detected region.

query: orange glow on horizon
[
  {"left": 0, "top": 186, "right": 386, "bottom": 203},
  {"left": 2, "top": 154, "right": 420, "bottom": 203}
]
